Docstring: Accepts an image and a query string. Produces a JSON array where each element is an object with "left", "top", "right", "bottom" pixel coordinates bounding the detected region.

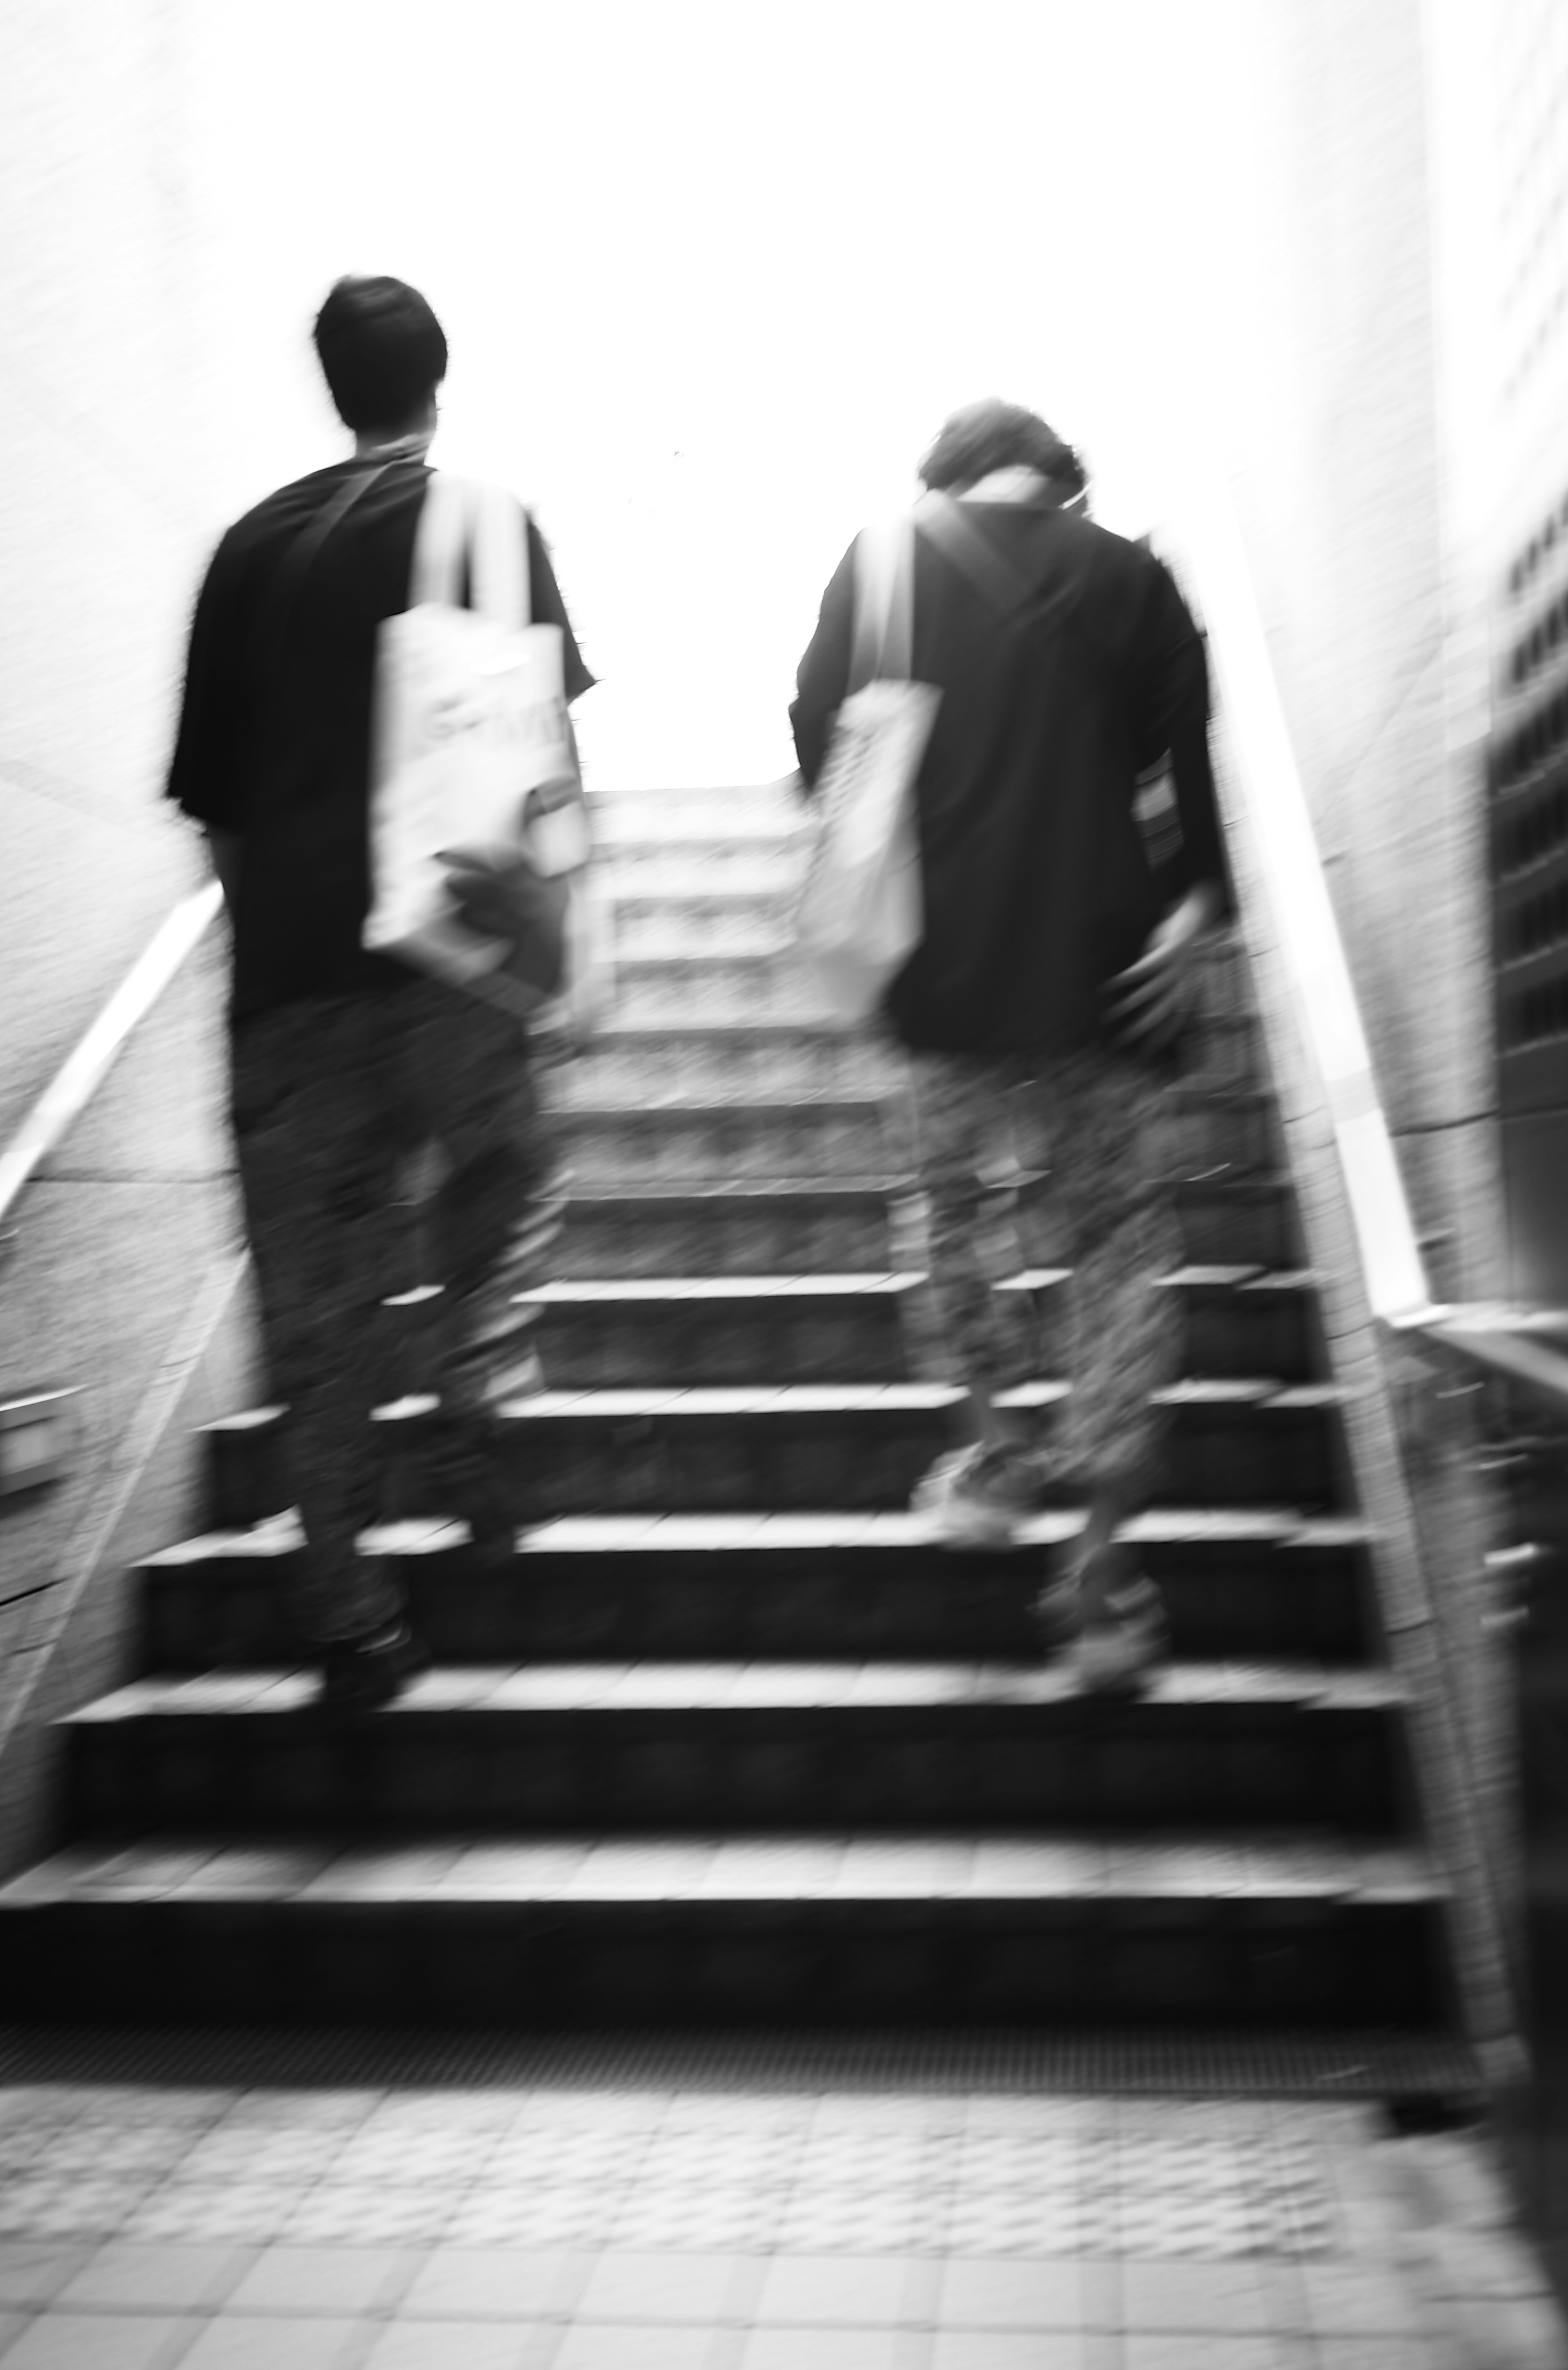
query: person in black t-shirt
[
  {"left": 791, "top": 400, "right": 1229, "bottom": 1694},
  {"left": 167, "top": 276, "right": 595, "bottom": 1711}
]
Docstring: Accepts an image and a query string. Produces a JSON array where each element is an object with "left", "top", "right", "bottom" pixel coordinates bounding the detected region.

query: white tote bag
[
  {"left": 365, "top": 474, "right": 601, "bottom": 1022},
  {"left": 792, "top": 513, "right": 938, "bottom": 1026}
]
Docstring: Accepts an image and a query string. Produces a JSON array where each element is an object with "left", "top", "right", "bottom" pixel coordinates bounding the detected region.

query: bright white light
[{"left": 190, "top": 0, "right": 1243, "bottom": 786}]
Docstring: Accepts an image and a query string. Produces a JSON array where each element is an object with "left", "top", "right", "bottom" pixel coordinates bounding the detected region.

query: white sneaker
[
  {"left": 911, "top": 1444, "right": 1038, "bottom": 1549},
  {"left": 1070, "top": 1578, "right": 1170, "bottom": 1695}
]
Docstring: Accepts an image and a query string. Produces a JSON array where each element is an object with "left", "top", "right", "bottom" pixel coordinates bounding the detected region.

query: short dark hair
[
  {"left": 312, "top": 275, "right": 448, "bottom": 432},
  {"left": 918, "top": 399, "right": 1086, "bottom": 499}
]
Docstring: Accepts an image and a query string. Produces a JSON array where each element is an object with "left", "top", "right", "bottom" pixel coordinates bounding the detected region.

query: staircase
[{"left": 0, "top": 780, "right": 1463, "bottom": 2059}]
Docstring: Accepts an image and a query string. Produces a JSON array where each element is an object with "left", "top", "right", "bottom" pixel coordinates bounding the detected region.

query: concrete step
[
  {"left": 550, "top": 1176, "right": 1305, "bottom": 1280},
  {"left": 606, "top": 949, "right": 838, "bottom": 1026},
  {"left": 548, "top": 1017, "right": 1265, "bottom": 1107},
  {"left": 139, "top": 1508, "right": 1376, "bottom": 1670},
  {"left": 503, "top": 1268, "right": 1320, "bottom": 1389},
  {"left": 590, "top": 808, "right": 805, "bottom": 863},
  {"left": 201, "top": 1380, "right": 1350, "bottom": 1528},
  {"left": 588, "top": 780, "right": 804, "bottom": 829},
  {"left": 555, "top": 1181, "right": 899, "bottom": 1277},
  {"left": 552, "top": 1092, "right": 1278, "bottom": 1185},
  {"left": 602, "top": 947, "right": 1259, "bottom": 1033},
  {"left": 612, "top": 892, "right": 791, "bottom": 956},
  {"left": 58, "top": 1660, "right": 1408, "bottom": 1837},
  {"left": 0, "top": 1828, "right": 1444, "bottom": 2028},
  {"left": 558, "top": 1100, "right": 900, "bottom": 1182}
]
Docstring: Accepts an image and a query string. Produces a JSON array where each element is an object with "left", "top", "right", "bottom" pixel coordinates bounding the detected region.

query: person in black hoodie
[{"left": 791, "top": 399, "right": 1228, "bottom": 1691}]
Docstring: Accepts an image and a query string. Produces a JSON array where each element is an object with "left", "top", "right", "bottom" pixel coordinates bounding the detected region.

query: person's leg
[
  {"left": 904, "top": 1046, "right": 1043, "bottom": 1542},
  {"left": 1029, "top": 1047, "right": 1185, "bottom": 1680},
  {"left": 408, "top": 982, "right": 568, "bottom": 1559},
  {"left": 229, "top": 996, "right": 414, "bottom": 1673}
]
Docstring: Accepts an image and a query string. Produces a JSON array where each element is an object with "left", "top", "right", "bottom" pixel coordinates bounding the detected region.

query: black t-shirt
[
  {"left": 165, "top": 457, "right": 596, "bottom": 1022},
  {"left": 790, "top": 499, "right": 1230, "bottom": 1056}
]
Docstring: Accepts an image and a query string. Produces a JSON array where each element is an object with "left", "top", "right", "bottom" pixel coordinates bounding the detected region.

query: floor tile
[
  {"left": 362, "top": 2323, "right": 532, "bottom": 2370},
  {"left": 554, "top": 2328, "right": 736, "bottom": 2369},
  {"left": 177, "top": 2315, "right": 367, "bottom": 2368},
  {"left": 1313, "top": 2346, "right": 1448, "bottom": 2370},
  {"left": 1437, "top": 2291, "right": 1568, "bottom": 2368},
  {"left": 0, "top": 2313, "right": 196, "bottom": 2369},
  {"left": 930, "top": 2336, "right": 1089, "bottom": 2370},
  {"left": 401, "top": 2246, "right": 587, "bottom": 2320},
  {"left": 224, "top": 2243, "right": 414, "bottom": 2314},
  {"left": 0, "top": 2247, "right": 92, "bottom": 2308},
  {"left": 1297, "top": 2257, "right": 1425, "bottom": 2337},
  {"left": 933, "top": 2254, "right": 1086, "bottom": 2329},
  {"left": 1419, "top": 2224, "right": 1556, "bottom": 2299},
  {"left": 1123, "top": 2339, "right": 1298, "bottom": 2370},
  {"left": 574, "top": 2250, "right": 745, "bottom": 2323},
  {"left": 741, "top": 2330, "right": 904, "bottom": 2370},
  {"left": 55, "top": 2243, "right": 252, "bottom": 2311},
  {"left": 753, "top": 2253, "right": 918, "bottom": 2326},
  {"left": 1118, "top": 2257, "right": 1283, "bottom": 2332},
  {"left": 279, "top": 2189, "right": 455, "bottom": 2246},
  {"left": 120, "top": 2186, "right": 298, "bottom": 2245}
]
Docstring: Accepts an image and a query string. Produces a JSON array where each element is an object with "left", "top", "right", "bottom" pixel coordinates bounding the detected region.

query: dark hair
[
  {"left": 918, "top": 399, "right": 1086, "bottom": 499},
  {"left": 312, "top": 276, "right": 448, "bottom": 432}
]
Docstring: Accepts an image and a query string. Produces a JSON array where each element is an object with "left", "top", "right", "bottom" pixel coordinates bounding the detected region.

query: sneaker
[
  {"left": 319, "top": 1619, "right": 430, "bottom": 1713},
  {"left": 911, "top": 1443, "right": 1039, "bottom": 1549},
  {"left": 1069, "top": 1577, "right": 1169, "bottom": 1696}
]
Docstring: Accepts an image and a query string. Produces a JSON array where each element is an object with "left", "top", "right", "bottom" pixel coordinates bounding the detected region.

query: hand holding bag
[
  {"left": 791, "top": 513, "right": 939, "bottom": 1027},
  {"left": 365, "top": 474, "right": 598, "bottom": 1022}
]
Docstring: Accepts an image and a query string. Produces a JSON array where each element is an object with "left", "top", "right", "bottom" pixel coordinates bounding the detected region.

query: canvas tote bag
[
  {"left": 365, "top": 473, "right": 604, "bottom": 1024},
  {"left": 792, "top": 512, "right": 939, "bottom": 1026}
]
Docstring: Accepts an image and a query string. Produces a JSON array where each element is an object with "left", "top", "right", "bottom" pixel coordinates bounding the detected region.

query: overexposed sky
[{"left": 187, "top": 0, "right": 1248, "bottom": 785}]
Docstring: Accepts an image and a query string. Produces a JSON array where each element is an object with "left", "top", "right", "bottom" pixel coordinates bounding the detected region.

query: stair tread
[
  {"left": 203, "top": 1379, "right": 1341, "bottom": 1433},
  {"left": 140, "top": 1505, "right": 1374, "bottom": 1570},
  {"left": 564, "top": 1095, "right": 891, "bottom": 1118},
  {"left": 0, "top": 1828, "right": 1439, "bottom": 1909},
  {"left": 523, "top": 1273, "right": 922, "bottom": 1303},
  {"left": 65, "top": 1657, "right": 1403, "bottom": 1724},
  {"left": 518, "top": 1267, "right": 1315, "bottom": 1304},
  {"left": 561, "top": 1087, "right": 1268, "bottom": 1113}
]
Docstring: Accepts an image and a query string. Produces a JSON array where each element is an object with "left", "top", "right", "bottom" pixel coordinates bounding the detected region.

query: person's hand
[
  {"left": 1103, "top": 883, "right": 1220, "bottom": 1050},
  {"left": 439, "top": 847, "right": 569, "bottom": 997}
]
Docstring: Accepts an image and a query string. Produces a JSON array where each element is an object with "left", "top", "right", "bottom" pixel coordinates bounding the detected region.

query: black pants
[{"left": 230, "top": 977, "right": 563, "bottom": 1642}]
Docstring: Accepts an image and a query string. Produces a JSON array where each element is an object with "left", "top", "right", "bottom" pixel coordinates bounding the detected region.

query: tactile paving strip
[
  {"left": 0, "top": 2084, "right": 1343, "bottom": 2258},
  {"left": 0, "top": 2023, "right": 1477, "bottom": 2095}
]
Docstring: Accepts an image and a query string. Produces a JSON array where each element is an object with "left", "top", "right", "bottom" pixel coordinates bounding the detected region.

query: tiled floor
[{"left": 0, "top": 2077, "right": 1559, "bottom": 2368}]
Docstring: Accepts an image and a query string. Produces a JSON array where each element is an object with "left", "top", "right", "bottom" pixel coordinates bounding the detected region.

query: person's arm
[
  {"left": 1105, "top": 558, "right": 1232, "bottom": 1048},
  {"left": 165, "top": 532, "right": 253, "bottom": 864},
  {"left": 524, "top": 515, "right": 597, "bottom": 706},
  {"left": 789, "top": 539, "right": 858, "bottom": 794},
  {"left": 206, "top": 825, "right": 244, "bottom": 907}
]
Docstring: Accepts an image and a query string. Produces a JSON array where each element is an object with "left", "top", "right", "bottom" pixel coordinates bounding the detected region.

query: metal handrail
[
  {"left": 1165, "top": 482, "right": 1568, "bottom": 1415},
  {"left": 0, "top": 880, "right": 223, "bottom": 1242},
  {"left": 1160, "top": 475, "right": 1535, "bottom": 2067}
]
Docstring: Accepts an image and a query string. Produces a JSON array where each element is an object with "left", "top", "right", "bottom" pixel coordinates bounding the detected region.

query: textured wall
[
  {"left": 1219, "top": 0, "right": 1505, "bottom": 1305},
  {"left": 0, "top": 0, "right": 220, "bottom": 1151},
  {"left": 0, "top": 0, "right": 254, "bottom": 1858}
]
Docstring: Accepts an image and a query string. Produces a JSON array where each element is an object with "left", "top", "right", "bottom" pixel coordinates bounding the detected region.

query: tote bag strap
[
  {"left": 410, "top": 473, "right": 532, "bottom": 629},
  {"left": 846, "top": 512, "right": 917, "bottom": 694}
]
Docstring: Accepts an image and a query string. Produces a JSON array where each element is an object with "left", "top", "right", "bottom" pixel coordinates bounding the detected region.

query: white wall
[{"left": 0, "top": 0, "right": 219, "bottom": 1151}]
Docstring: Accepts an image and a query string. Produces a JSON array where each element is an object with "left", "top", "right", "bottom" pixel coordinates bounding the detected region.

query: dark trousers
[
  {"left": 230, "top": 977, "right": 563, "bottom": 1643},
  {"left": 904, "top": 1045, "right": 1185, "bottom": 1500}
]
